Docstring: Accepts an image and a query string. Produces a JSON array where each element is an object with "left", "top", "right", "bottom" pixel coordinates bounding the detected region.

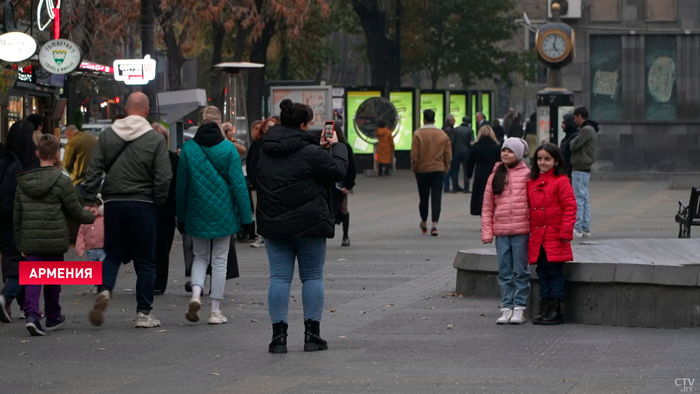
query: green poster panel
[
  {"left": 346, "top": 90, "right": 382, "bottom": 154},
  {"left": 645, "top": 36, "right": 677, "bottom": 121},
  {"left": 389, "top": 91, "right": 414, "bottom": 151},
  {"left": 590, "top": 35, "right": 622, "bottom": 120},
  {"left": 420, "top": 92, "right": 445, "bottom": 129},
  {"left": 471, "top": 93, "right": 478, "bottom": 136},
  {"left": 449, "top": 94, "right": 467, "bottom": 127},
  {"left": 481, "top": 92, "right": 491, "bottom": 123}
]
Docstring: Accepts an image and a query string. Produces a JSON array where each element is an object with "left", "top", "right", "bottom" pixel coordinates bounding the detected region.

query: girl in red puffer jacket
[
  {"left": 528, "top": 143, "right": 577, "bottom": 326},
  {"left": 481, "top": 138, "right": 531, "bottom": 325}
]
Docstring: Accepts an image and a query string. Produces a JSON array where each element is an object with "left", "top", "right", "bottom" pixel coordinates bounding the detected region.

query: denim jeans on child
[
  {"left": 264, "top": 237, "right": 326, "bottom": 324},
  {"left": 191, "top": 236, "right": 230, "bottom": 300},
  {"left": 536, "top": 247, "right": 566, "bottom": 300},
  {"left": 23, "top": 254, "right": 63, "bottom": 320},
  {"left": 572, "top": 171, "right": 591, "bottom": 233},
  {"left": 87, "top": 248, "right": 106, "bottom": 262},
  {"left": 495, "top": 235, "right": 531, "bottom": 308}
]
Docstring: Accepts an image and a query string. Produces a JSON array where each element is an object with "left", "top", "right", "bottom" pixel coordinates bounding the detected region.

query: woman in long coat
[{"left": 466, "top": 126, "right": 502, "bottom": 216}]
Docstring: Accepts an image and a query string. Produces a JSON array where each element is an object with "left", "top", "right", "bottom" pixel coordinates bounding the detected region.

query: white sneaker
[
  {"left": 135, "top": 312, "right": 161, "bottom": 328},
  {"left": 19, "top": 311, "right": 26, "bottom": 320},
  {"left": 496, "top": 308, "right": 513, "bottom": 325},
  {"left": 573, "top": 230, "right": 583, "bottom": 239},
  {"left": 509, "top": 306, "right": 527, "bottom": 324},
  {"left": 186, "top": 297, "right": 201, "bottom": 322},
  {"left": 251, "top": 238, "right": 265, "bottom": 248},
  {"left": 583, "top": 231, "right": 592, "bottom": 238},
  {"left": 208, "top": 311, "right": 227, "bottom": 324}
]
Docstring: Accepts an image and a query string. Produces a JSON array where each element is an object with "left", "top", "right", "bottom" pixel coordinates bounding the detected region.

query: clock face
[{"left": 541, "top": 33, "right": 568, "bottom": 60}]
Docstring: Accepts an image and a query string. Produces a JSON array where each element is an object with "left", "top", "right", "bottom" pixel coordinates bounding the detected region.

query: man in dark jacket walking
[
  {"left": 571, "top": 107, "right": 598, "bottom": 239},
  {"left": 451, "top": 117, "right": 474, "bottom": 193},
  {"left": 84, "top": 92, "right": 172, "bottom": 329},
  {"left": 559, "top": 114, "right": 578, "bottom": 180},
  {"left": 442, "top": 115, "right": 456, "bottom": 192}
]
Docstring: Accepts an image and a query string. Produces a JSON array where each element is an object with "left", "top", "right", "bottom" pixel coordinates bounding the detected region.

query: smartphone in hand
[{"left": 324, "top": 121, "right": 335, "bottom": 140}]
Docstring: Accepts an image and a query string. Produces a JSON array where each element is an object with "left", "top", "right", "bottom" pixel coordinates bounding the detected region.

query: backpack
[{"left": 0, "top": 152, "right": 22, "bottom": 216}]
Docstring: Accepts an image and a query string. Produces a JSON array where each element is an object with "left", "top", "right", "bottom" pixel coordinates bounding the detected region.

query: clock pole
[{"left": 535, "top": 2, "right": 575, "bottom": 146}]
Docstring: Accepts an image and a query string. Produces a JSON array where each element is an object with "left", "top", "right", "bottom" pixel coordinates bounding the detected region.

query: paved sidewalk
[{"left": 0, "top": 172, "right": 697, "bottom": 393}]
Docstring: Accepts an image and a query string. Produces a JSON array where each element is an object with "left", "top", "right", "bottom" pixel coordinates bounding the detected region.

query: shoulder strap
[
  {"left": 105, "top": 141, "right": 131, "bottom": 174},
  {"left": 197, "top": 143, "right": 229, "bottom": 185}
]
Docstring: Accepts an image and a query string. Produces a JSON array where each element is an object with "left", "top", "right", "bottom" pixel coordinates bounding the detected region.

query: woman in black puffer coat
[
  {"left": 331, "top": 124, "right": 356, "bottom": 247},
  {"left": 257, "top": 99, "right": 348, "bottom": 354},
  {"left": 0, "top": 120, "right": 40, "bottom": 323}
]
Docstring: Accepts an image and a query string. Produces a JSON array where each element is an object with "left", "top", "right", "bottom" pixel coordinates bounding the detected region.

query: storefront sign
[
  {"left": 0, "top": 32, "right": 38, "bottom": 62},
  {"left": 13, "top": 64, "right": 34, "bottom": 83},
  {"left": 39, "top": 39, "right": 82, "bottom": 75},
  {"left": 0, "top": 68, "right": 19, "bottom": 104},
  {"left": 113, "top": 55, "right": 156, "bottom": 85},
  {"left": 79, "top": 61, "right": 114, "bottom": 74}
]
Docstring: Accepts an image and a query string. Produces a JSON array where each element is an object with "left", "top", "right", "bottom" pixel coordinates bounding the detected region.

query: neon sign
[
  {"left": 37, "top": 0, "right": 61, "bottom": 39},
  {"left": 79, "top": 61, "right": 114, "bottom": 74},
  {"left": 113, "top": 55, "right": 156, "bottom": 85}
]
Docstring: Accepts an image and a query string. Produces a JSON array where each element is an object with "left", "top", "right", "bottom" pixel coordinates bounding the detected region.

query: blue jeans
[
  {"left": 100, "top": 201, "right": 158, "bottom": 314},
  {"left": 264, "top": 238, "right": 326, "bottom": 324},
  {"left": 495, "top": 235, "right": 531, "bottom": 308},
  {"left": 443, "top": 160, "right": 456, "bottom": 191},
  {"left": 1, "top": 277, "right": 22, "bottom": 307},
  {"left": 536, "top": 247, "right": 565, "bottom": 300},
  {"left": 572, "top": 171, "right": 591, "bottom": 233},
  {"left": 87, "top": 249, "right": 106, "bottom": 262}
]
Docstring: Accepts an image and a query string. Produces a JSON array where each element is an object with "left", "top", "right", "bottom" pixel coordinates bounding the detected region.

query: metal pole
[
  {"left": 141, "top": 0, "right": 157, "bottom": 118},
  {"left": 396, "top": 0, "right": 401, "bottom": 87}
]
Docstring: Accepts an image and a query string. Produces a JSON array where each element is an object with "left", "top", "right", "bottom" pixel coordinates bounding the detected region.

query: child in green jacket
[{"left": 14, "top": 135, "right": 95, "bottom": 336}]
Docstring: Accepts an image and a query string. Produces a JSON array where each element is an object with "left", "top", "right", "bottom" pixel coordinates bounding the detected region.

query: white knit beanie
[{"left": 501, "top": 137, "right": 529, "bottom": 162}]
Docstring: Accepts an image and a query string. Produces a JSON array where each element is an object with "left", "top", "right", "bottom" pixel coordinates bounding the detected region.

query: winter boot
[
  {"left": 303, "top": 320, "right": 328, "bottom": 352},
  {"left": 268, "top": 322, "right": 288, "bottom": 354},
  {"left": 532, "top": 298, "right": 551, "bottom": 325},
  {"left": 541, "top": 298, "right": 563, "bottom": 325}
]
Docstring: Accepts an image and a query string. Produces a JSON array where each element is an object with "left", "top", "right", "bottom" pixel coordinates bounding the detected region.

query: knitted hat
[{"left": 502, "top": 137, "right": 529, "bottom": 162}]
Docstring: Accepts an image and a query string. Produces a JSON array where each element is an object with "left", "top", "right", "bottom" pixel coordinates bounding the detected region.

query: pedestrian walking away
[
  {"left": 466, "top": 126, "right": 501, "bottom": 216},
  {"left": 525, "top": 112, "right": 538, "bottom": 161},
  {"left": 508, "top": 113, "right": 524, "bottom": 139},
  {"left": 257, "top": 99, "right": 348, "bottom": 353},
  {"left": 411, "top": 110, "right": 452, "bottom": 237},
  {"left": 492, "top": 119, "right": 505, "bottom": 144},
  {"left": 247, "top": 118, "right": 276, "bottom": 248},
  {"left": 177, "top": 106, "right": 252, "bottom": 325},
  {"left": 83, "top": 92, "right": 173, "bottom": 329},
  {"left": 14, "top": 135, "right": 95, "bottom": 336},
  {"left": 0, "top": 120, "right": 40, "bottom": 324},
  {"left": 331, "top": 125, "right": 356, "bottom": 247},
  {"left": 570, "top": 107, "right": 598, "bottom": 239},
  {"left": 152, "top": 123, "right": 179, "bottom": 295},
  {"left": 442, "top": 115, "right": 457, "bottom": 192},
  {"left": 375, "top": 120, "right": 394, "bottom": 177},
  {"left": 450, "top": 116, "right": 474, "bottom": 193},
  {"left": 528, "top": 143, "right": 577, "bottom": 325},
  {"left": 559, "top": 114, "right": 579, "bottom": 180},
  {"left": 481, "top": 138, "right": 531, "bottom": 325}
]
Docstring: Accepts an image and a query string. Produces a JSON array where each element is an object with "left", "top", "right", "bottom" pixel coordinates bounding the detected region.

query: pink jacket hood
[
  {"left": 75, "top": 214, "right": 105, "bottom": 257},
  {"left": 480, "top": 160, "right": 531, "bottom": 243}
]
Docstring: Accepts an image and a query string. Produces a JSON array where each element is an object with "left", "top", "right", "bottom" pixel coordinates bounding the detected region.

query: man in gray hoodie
[
  {"left": 84, "top": 92, "right": 172, "bottom": 329},
  {"left": 570, "top": 106, "right": 598, "bottom": 239}
]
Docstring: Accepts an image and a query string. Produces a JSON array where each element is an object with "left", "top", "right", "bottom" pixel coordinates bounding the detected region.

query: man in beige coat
[{"left": 411, "top": 109, "right": 452, "bottom": 236}]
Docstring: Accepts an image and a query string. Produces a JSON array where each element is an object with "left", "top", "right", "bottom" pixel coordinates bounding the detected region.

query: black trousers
[
  {"left": 378, "top": 163, "right": 391, "bottom": 176},
  {"left": 451, "top": 151, "right": 470, "bottom": 191},
  {"left": 415, "top": 171, "right": 444, "bottom": 223},
  {"left": 154, "top": 213, "right": 176, "bottom": 293}
]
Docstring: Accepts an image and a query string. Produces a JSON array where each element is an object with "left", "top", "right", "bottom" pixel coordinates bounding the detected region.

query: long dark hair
[
  {"left": 6, "top": 120, "right": 39, "bottom": 170},
  {"left": 280, "top": 99, "right": 313, "bottom": 129},
  {"left": 530, "top": 143, "right": 567, "bottom": 180},
  {"left": 492, "top": 162, "right": 508, "bottom": 195}
]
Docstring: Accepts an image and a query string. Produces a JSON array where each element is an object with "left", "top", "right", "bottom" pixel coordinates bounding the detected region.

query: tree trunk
[
  {"left": 210, "top": 20, "right": 226, "bottom": 109},
  {"left": 247, "top": 19, "right": 276, "bottom": 125},
  {"left": 141, "top": 0, "right": 157, "bottom": 114},
  {"left": 233, "top": 24, "right": 247, "bottom": 62},
  {"left": 352, "top": 1, "right": 400, "bottom": 87},
  {"left": 162, "top": 22, "right": 185, "bottom": 90}
]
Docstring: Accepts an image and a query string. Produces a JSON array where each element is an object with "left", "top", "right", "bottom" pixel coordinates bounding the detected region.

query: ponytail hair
[
  {"left": 199, "top": 105, "right": 222, "bottom": 126},
  {"left": 279, "top": 99, "right": 313, "bottom": 129},
  {"left": 491, "top": 163, "right": 508, "bottom": 195}
]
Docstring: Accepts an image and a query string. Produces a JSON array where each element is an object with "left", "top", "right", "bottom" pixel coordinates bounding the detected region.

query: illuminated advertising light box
[
  {"left": 471, "top": 92, "right": 478, "bottom": 132},
  {"left": 389, "top": 90, "right": 415, "bottom": 151},
  {"left": 420, "top": 91, "right": 445, "bottom": 129},
  {"left": 0, "top": 32, "right": 38, "bottom": 62},
  {"left": 449, "top": 93, "right": 467, "bottom": 127},
  {"left": 270, "top": 86, "right": 332, "bottom": 131},
  {"left": 38, "top": 39, "right": 82, "bottom": 75},
  {"left": 480, "top": 92, "right": 491, "bottom": 123},
  {"left": 346, "top": 90, "right": 382, "bottom": 154},
  {"left": 113, "top": 55, "right": 156, "bottom": 85}
]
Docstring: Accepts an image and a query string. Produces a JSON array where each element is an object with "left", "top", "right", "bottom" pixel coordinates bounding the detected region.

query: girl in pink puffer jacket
[{"left": 481, "top": 138, "right": 531, "bottom": 325}]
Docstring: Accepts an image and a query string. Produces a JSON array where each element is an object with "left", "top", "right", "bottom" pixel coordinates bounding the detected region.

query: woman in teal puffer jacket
[{"left": 176, "top": 106, "right": 252, "bottom": 325}]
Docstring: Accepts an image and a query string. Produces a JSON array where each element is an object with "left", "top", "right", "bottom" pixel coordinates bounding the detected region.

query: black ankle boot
[
  {"left": 541, "top": 298, "right": 563, "bottom": 325},
  {"left": 532, "top": 297, "right": 551, "bottom": 325},
  {"left": 303, "top": 320, "right": 328, "bottom": 352},
  {"left": 268, "top": 322, "right": 288, "bottom": 354}
]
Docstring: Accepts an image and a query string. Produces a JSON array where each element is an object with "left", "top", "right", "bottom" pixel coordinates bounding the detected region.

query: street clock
[{"left": 535, "top": 5, "right": 575, "bottom": 69}]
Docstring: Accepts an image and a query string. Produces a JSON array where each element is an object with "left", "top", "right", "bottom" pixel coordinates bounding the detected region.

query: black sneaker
[
  {"left": 26, "top": 316, "right": 46, "bottom": 336},
  {"left": 341, "top": 236, "right": 350, "bottom": 247},
  {"left": 430, "top": 227, "right": 439, "bottom": 237},
  {"left": 46, "top": 315, "right": 66, "bottom": 331}
]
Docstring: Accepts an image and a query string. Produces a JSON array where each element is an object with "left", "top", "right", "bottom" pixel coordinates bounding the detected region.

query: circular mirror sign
[
  {"left": 0, "top": 32, "right": 38, "bottom": 63},
  {"left": 353, "top": 97, "right": 399, "bottom": 143}
]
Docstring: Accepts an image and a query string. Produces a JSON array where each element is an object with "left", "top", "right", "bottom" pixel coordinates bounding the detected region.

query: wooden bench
[{"left": 676, "top": 187, "right": 700, "bottom": 238}]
